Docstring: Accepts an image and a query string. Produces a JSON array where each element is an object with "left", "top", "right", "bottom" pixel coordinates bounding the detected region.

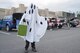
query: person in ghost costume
[{"left": 18, "top": 4, "right": 47, "bottom": 52}]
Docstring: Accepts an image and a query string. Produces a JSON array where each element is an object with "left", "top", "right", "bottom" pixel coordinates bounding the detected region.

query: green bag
[{"left": 18, "top": 25, "right": 27, "bottom": 36}]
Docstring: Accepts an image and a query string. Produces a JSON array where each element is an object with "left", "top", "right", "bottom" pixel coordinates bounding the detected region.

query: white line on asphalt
[{"left": 0, "top": 31, "right": 11, "bottom": 35}]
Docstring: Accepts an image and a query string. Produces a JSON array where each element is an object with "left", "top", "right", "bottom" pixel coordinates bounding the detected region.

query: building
[
  {"left": 0, "top": 4, "right": 56, "bottom": 19},
  {"left": 0, "top": 4, "right": 75, "bottom": 20},
  {"left": 0, "top": 8, "right": 5, "bottom": 19},
  {"left": 55, "top": 11, "right": 75, "bottom": 20}
]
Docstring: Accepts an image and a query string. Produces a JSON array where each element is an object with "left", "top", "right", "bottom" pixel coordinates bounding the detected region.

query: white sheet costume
[{"left": 18, "top": 4, "right": 47, "bottom": 43}]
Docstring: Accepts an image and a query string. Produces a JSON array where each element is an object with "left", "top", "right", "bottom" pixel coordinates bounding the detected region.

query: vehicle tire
[
  {"left": 58, "top": 25, "right": 62, "bottom": 29},
  {"left": 73, "top": 25, "right": 76, "bottom": 27},
  {"left": 6, "top": 25, "right": 10, "bottom": 32},
  {"left": 71, "top": 24, "right": 76, "bottom": 27},
  {"left": 0, "top": 28, "right": 2, "bottom": 30}
]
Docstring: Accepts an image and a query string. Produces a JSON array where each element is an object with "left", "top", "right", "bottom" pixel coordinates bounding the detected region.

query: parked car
[
  {"left": 0, "top": 19, "right": 2, "bottom": 30},
  {"left": 69, "top": 18, "right": 79, "bottom": 27},
  {"left": 47, "top": 18, "right": 57, "bottom": 30},
  {"left": 0, "top": 13, "right": 23, "bottom": 31},
  {"left": 56, "top": 18, "right": 65, "bottom": 29}
]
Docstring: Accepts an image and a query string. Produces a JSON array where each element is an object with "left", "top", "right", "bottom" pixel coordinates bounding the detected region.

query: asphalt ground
[{"left": 0, "top": 28, "right": 80, "bottom": 53}]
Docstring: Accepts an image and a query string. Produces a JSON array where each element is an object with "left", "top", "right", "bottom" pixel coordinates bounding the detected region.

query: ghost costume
[{"left": 18, "top": 4, "right": 47, "bottom": 43}]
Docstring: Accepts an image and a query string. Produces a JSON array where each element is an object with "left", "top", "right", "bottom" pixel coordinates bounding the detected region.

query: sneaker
[
  {"left": 25, "top": 48, "right": 28, "bottom": 53},
  {"left": 32, "top": 48, "right": 37, "bottom": 52}
]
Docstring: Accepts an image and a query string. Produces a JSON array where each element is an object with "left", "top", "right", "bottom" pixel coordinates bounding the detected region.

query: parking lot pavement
[
  {"left": 0, "top": 31, "right": 11, "bottom": 35},
  {"left": 0, "top": 28, "right": 80, "bottom": 53}
]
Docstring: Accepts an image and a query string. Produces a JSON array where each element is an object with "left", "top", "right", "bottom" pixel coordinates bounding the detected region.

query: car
[
  {"left": 47, "top": 18, "right": 57, "bottom": 30},
  {"left": 0, "top": 19, "right": 2, "bottom": 30},
  {"left": 69, "top": 18, "right": 79, "bottom": 27},
  {"left": 56, "top": 18, "right": 65, "bottom": 29},
  {"left": 1, "top": 13, "right": 23, "bottom": 31}
]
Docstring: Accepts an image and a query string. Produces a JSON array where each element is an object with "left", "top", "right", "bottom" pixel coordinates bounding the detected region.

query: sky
[{"left": 0, "top": 0, "right": 80, "bottom": 13}]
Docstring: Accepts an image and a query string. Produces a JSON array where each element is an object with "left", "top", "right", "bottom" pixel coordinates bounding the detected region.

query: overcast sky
[{"left": 0, "top": 0, "right": 80, "bottom": 13}]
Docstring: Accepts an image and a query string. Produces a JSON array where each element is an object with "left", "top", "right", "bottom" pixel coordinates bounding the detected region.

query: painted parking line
[{"left": 0, "top": 31, "right": 11, "bottom": 35}]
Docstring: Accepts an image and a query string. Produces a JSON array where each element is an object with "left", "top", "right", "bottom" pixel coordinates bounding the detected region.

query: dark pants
[{"left": 25, "top": 40, "right": 36, "bottom": 50}]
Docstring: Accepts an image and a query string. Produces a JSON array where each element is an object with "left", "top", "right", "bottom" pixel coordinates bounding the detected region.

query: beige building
[
  {"left": 55, "top": 11, "right": 75, "bottom": 20},
  {"left": 0, "top": 4, "right": 56, "bottom": 19},
  {"left": 0, "top": 4, "right": 75, "bottom": 20},
  {"left": 39, "top": 9, "right": 56, "bottom": 18},
  {"left": 0, "top": 8, "right": 5, "bottom": 19}
]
